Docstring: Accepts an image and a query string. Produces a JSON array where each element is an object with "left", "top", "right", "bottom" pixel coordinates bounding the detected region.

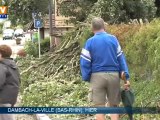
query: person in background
[
  {"left": 0, "top": 45, "right": 20, "bottom": 120},
  {"left": 17, "top": 49, "right": 27, "bottom": 58},
  {"left": 80, "top": 18, "right": 130, "bottom": 120}
]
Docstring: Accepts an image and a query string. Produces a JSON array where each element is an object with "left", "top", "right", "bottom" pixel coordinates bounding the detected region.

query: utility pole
[{"left": 49, "top": 0, "right": 54, "bottom": 49}]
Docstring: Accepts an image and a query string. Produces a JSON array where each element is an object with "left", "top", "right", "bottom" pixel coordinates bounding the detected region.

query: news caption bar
[
  {"left": 0, "top": 14, "right": 7, "bottom": 18},
  {"left": 0, "top": 107, "right": 159, "bottom": 114}
]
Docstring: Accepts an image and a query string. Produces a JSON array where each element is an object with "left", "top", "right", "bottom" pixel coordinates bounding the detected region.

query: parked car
[
  {"left": 14, "top": 29, "right": 24, "bottom": 38},
  {"left": 3, "top": 29, "right": 14, "bottom": 40}
]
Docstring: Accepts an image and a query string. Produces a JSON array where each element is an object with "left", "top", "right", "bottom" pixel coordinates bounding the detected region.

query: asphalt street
[{"left": 0, "top": 37, "right": 25, "bottom": 58}]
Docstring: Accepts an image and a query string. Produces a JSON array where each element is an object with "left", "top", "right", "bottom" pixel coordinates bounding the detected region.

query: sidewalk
[{"left": 14, "top": 96, "right": 35, "bottom": 120}]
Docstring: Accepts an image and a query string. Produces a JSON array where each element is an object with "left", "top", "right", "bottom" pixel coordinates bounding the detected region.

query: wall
[{"left": 44, "top": 29, "right": 50, "bottom": 38}]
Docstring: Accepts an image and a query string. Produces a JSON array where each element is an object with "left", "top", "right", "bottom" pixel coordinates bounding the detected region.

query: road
[{"left": 0, "top": 37, "right": 25, "bottom": 58}]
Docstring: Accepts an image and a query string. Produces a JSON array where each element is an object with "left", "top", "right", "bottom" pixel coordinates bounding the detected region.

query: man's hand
[
  {"left": 121, "top": 71, "right": 130, "bottom": 90},
  {"left": 124, "top": 80, "right": 130, "bottom": 90}
]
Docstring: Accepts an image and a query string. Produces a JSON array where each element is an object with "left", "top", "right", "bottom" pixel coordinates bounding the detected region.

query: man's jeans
[{"left": 0, "top": 104, "right": 15, "bottom": 120}]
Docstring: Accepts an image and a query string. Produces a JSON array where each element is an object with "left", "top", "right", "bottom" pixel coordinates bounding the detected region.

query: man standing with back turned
[{"left": 80, "top": 18, "right": 130, "bottom": 120}]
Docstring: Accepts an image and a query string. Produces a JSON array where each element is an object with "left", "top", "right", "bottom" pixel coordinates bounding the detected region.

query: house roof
[
  {"left": 25, "top": 14, "right": 74, "bottom": 31},
  {"left": 43, "top": 14, "right": 74, "bottom": 28}
]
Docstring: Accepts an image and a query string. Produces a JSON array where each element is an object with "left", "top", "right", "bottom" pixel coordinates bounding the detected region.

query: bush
[
  {"left": 40, "top": 37, "right": 50, "bottom": 54},
  {"left": 24, "top": 37, "right": 50, "bottom": 57},
  {"left": 0, "top": 23, "right": 3, "bottom": 34},
  {"left": 124, "top": 19, "right": 160, "bottom": 80},
  {"left": 24, "top": 41, "right": 38, "bottom": 57}
]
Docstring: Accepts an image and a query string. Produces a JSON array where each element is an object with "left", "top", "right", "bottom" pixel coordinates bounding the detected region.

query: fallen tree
[
  {"left": 17, "top": 1, "right": 160, "bottom": 118},
  {"left": 17, "top": 20, "right": 160, "bottom": 119}
]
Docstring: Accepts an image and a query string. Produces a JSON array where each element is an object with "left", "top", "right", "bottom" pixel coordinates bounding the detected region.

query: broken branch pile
[{"left": 17, "top": 22, "right": 160, "bottom": 119}]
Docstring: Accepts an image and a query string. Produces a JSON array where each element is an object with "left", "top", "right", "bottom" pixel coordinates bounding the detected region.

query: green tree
[
  {"left": 0, "top": 0, "right": 12, "bottom": 6},
  {"left": 59, "top": 0, "right": 156, "bottom": 23},
  {"left": 123, "top": 0, "right": 156, "bottom": 21},
  {"left": 59, "top": 0, "right": 97, "bottom": 22},
  {"left": 8, "top": 0, "right": 49, "bottom": 25},
  {"left": 155, "top": 0, "right": 160, "bottom": 16}
]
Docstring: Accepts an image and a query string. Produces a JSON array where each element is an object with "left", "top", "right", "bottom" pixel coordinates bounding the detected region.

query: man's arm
[
  {"left": 117, "top": 41, "right": 130, "bottom": 80},
  {"left": 0, "top": 64, "right": 7, "bottom": 89},
  {"left": 80, "top": 40, "right": 92, "bottom": 82}
]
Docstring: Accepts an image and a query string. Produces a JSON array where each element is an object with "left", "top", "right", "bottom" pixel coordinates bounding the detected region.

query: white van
[
  {"left": 3, "top": 29, "right": 14, "bottom": 40},
  {"left": 14, "top": 29, "right": 24, "bottom": 38}
]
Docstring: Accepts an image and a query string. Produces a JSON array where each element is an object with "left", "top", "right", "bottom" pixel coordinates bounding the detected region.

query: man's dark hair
[
  {"left": 92, "top": 17, "right": 105, "bottom": 31},
  {"left": 0, "top": 45, "right": 12, "bottom": 58}
]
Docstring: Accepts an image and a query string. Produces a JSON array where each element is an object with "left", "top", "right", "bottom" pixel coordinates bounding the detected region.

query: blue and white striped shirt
[{"left": 80, "top": 32, "right": 129, "bottom": 81}]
